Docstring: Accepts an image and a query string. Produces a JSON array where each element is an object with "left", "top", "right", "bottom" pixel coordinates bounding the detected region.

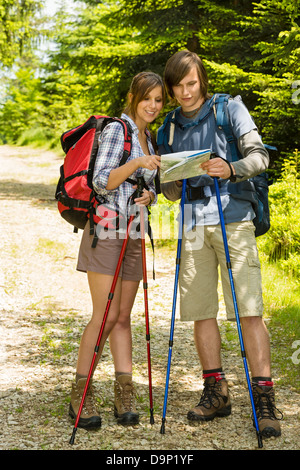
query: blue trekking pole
[
  {"left": 160, "top": 179, "right": 187, "bottom": 434},
  {"left": 213, "top": 177, "right": 263, "bottom": 449}
]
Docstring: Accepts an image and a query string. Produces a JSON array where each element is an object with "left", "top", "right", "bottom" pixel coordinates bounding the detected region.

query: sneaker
[
  {"left": 114, "top": 375, "right": 139, "bottom": 425},
  {"left": 252, "top": 383, "right": 282, "bottom": 438},
  {"left": 69, "top": 378, "right": 102, "bottom": 429},
  {"left": 187, "top": 376, "right": 231, "bottom": 422}
]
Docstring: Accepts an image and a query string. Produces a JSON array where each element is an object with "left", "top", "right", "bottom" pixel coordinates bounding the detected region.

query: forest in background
[
  {"left": 0, "top": 0, "right": 299, "bottom": 279},
  {"left": 0, "top": 0, "right": 299, "bottom": 177}
]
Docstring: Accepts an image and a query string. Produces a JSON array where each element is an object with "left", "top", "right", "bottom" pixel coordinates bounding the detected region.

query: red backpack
[{"left": 55, "top": 115, "right": 133, "bottom": 246}]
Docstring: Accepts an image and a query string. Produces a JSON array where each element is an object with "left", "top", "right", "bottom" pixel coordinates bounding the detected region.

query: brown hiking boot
[
  {"left": 187, "top": 377, "right": 231, "bottom": 422},
  {"left": 252, "top": 383, "right": 282, "bottom": 438},
  {"left": 114, "top": 374, "right": 139, "bottom": 425},
  {"left": 69, "top": 378, "right": 101, "bottom": 429}
]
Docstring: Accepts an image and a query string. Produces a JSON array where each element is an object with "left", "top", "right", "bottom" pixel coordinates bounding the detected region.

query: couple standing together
[{"left": 69, "top": 50, "right": 282, "bottom": 441}]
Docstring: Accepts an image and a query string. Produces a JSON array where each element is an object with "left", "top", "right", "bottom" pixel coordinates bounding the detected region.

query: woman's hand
[
  {"left": 106, "top": 154, "right": 160, "bottom": 191},
  {"left": 134, "top": 189, "right": 154, "bottom": 206},
  {"left": 138, "top": 154, "right": 161, "bottom": 171}
]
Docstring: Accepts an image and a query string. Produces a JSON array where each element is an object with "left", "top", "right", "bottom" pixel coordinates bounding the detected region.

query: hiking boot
[
  {"left": 69, "top": 378, "right": 101, "bottom": 430},
  {"left": 114, "top": 375, "right": 139, "bottom": 425},
  {"left": 187, "top": 376, "right": 231, "bottom": 422},
  {"left": 252, "top": 383, "right": 282, "bottom": 438}
]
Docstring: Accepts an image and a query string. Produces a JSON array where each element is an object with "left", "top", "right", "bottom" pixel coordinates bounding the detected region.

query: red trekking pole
[
  {"left": 138, "top": 182, "right": 155, "bottom": 424},
  {"left": 69, "top": 212, "right": 136, "bottom": 445}
]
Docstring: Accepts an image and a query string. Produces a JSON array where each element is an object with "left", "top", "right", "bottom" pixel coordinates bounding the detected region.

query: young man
[{"left": 157, "top": 50, "right": 282, "bottom": 439}]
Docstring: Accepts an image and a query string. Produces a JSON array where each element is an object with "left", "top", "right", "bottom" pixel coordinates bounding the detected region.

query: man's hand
[{"left": 201, "top": 157, "right": 234, "bottom": 179}]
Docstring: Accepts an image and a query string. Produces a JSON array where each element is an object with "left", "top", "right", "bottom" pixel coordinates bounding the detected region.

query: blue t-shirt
[{"left": 158, "top": 95, "right": 257, "bottom": 230}]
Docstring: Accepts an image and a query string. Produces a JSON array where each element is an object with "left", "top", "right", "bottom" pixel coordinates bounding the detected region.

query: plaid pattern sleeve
[{"left": 92, "top": 121, "right": 125, "bottom": 195}]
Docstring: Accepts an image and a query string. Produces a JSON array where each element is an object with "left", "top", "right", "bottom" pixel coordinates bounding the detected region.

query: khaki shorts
[
  {"left": 179, "top": 221, "right": 263, "bottom": 321},
  {"left": 77, "top": 223, "right": 143, "bottom": 281}
]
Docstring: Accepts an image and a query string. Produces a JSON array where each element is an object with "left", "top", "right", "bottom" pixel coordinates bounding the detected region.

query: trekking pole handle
[
  {"left": 130, "top": 176, "right": 144, "bottom": 206},
  {"left": 136, "top": 176, "right": 144, "bottom": 199}
]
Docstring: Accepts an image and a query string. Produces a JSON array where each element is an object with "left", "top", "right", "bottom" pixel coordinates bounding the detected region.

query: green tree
[
  {"left": 56, "top": 0, "right": 298, "bottom": 161},
  {"left": 1, "top": 0, "right": 299, "bottom": 170},
  {"left": 0, "top": 0, "right": 44, "bottom": 66},
  {"left": 0, "top": 63, "right": 43, "bottom": 143}
]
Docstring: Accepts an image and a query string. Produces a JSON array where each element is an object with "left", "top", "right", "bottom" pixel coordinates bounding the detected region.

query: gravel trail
[{"left": 0, "top": 145, "right": 299, "bottom": 452}]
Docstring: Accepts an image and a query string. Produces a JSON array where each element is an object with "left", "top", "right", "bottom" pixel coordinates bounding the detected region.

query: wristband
[{"left": 219, "top": 157, "right": 241, "bottom": 182}]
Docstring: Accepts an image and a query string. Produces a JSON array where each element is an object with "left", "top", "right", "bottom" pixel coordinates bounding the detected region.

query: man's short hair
[{"left": 164, "top": 50, "right": 209, "bottom": 100}]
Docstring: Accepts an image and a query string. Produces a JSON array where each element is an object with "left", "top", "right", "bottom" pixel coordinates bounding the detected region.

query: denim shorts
[{"left": 178, "top": 221, "right": 264, "bottom": 321}]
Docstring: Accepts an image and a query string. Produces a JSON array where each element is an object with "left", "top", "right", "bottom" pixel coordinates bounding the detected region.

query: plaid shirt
[{"left": 93, "top": 113, "right": 157, "bottom": 218}]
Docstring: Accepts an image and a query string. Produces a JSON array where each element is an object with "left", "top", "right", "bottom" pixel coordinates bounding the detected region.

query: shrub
[{"left": 258, "top": 150, "right": 300, "bottom": 278}]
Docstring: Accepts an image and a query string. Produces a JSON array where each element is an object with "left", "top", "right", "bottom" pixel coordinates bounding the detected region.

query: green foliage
[
  {"left": 149, "top": 193, "right": 179, "bottom": 248},
  {"left": 0, "top": 65, "right": 44, "bottom": 143},
  {"left": 203, "top": 59, "right": 300, "bottom": 173},
  {"left": 0, "top": 0, "right": 299, "bottom": 168},
  {"left": 252, "top": 0, "right": 300, "bottom": 77},
  {"left": 258, "top": 149, "right": 300, "bottom": 277},
  {"left": 260, "top": 259, "right": 300, "bottom": 390},
  {"left": 0, "top": 0, "right": 44, "bottom": 66},
  {"left": 17, "top": 126, "right": 53, "bottom": 148}
]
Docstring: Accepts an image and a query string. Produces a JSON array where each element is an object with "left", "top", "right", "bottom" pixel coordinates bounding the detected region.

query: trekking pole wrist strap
[
  {"left": 217, "top": 156, "right": 242, "bottom": 182},
  {"left": 147, "top": 191, "right": 155, "bottom": 205}
]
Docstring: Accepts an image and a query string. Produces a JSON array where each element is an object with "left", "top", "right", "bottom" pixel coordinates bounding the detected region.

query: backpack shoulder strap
[
  {"left": 157, "top": 108, "right": 180, "bottom": 152},
  {"left": 158, "top": 97, "right": 228, "bottom": 152},
  {"left": 212, "top": 93, "right": 240, "bottom": 162},
  {"left": 110, "top": 117, "right": 133, "bottom": 166},
  {"left": 112, "top": 117, "right": 137, "bottom": 184}
]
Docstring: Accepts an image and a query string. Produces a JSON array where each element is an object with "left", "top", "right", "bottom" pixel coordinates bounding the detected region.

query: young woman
[{"left": 70, "top": 72, "right": 164, "bottom": 429}]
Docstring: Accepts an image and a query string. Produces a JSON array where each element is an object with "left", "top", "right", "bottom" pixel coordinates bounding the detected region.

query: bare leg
[
  {"left": 109, "top": 279, "right": 140, "bottom": 373},
  {"left": 76, "top": 272, "right": 122, "bottom": 377},
  {"left": 194, "top": 318, "right": 222, "bottom": 370},
  {"left": 240, "top": 316, "right": 271, "bottom": 377},
  {"left": 70, "top": 271, "right": 123, "bottom": 429}
]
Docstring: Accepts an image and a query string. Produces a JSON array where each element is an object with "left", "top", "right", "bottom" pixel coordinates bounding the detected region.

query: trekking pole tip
[
  {"left": 150, "top": 410, "right": 155, "bottom": 425},
  {"left": 69, "top": 428, "right": 77, "bottom": 445},
  {"left": 160, "top": 418, "right": 166, "bottom": 434},
  {"left": 257, "top": 432, "right": 263, "bottom": 449}
]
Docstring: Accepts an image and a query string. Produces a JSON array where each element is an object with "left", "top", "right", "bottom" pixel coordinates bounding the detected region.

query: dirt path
[{"left": 0, "top": 144, "right": 299, "bottom": 452}]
